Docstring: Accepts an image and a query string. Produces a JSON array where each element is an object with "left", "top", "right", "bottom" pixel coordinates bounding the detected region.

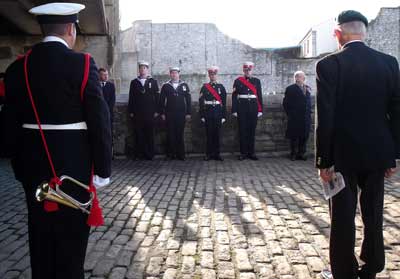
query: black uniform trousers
[
  {"left": 205, "top": 114, "right": 222, "bottom": 157},
  {"left": 134, "top": 117, "right": 155, "bottom": 159},
  {"left": 237, "top": 99, "right": 258, "bottom": 156},
  {"left": 166, "top": 113, "right": 186, "bottom": 159},
  {"left": 23, "top": 183, "right": 89, "bottom": 279},
  {"left": 290, "top": 137, "right": 308, "bottom": 156},
  {"left": 329, "top": 170, "right": 385, "bottom": 279}
]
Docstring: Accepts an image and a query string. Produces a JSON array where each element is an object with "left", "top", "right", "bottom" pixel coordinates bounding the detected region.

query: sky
[{"left": 119, "top": 0, "right": 399, "bottom": 48}]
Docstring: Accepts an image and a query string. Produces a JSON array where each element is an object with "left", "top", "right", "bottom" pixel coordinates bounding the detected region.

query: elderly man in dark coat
[{"left": 283, "top": 70, "right": 312, "bottom": 160}]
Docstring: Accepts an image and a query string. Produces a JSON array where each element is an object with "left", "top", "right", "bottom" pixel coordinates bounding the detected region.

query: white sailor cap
[
  {"left": 138, "top": 61, "right": 150, "bottom": 68},
  {"left": 243, "top": 61, "right": 255, "bottom": 70},
  {"left": 207, "top": 66, "right": 219, "bottom": 74},
  {"left": 29, "top": 2, "right": 85, "bottom": 24},
  {"left": 169, "top": 67, "right": 180, "bottom": 73}
]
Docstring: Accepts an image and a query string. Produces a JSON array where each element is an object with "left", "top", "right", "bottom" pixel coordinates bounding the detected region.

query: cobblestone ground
[{"left": 1, "top": 157, "right": 400, "bottom": 279}]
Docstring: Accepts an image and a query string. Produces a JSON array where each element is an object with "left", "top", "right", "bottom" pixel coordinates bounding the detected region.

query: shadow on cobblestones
[{"left": 1, "top": 157, "right": 400, "bottom": 279}]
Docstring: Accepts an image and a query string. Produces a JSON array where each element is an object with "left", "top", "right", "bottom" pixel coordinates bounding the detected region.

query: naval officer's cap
[
  {"left": 243, "top": 61, "right": 254, "bottom": 70},
  {"left": 29, "top": 2, "right": 85, "bottom": 24},
  {"left": 337, "top": 10, "right": 368, "bottom": 27}
]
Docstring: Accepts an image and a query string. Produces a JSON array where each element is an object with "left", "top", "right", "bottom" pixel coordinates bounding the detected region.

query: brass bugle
[{"left": 35, "top": 175, "right": 94, "bottom": 214}]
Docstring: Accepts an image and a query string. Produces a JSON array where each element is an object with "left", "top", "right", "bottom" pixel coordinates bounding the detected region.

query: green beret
[{"left": 337, "top": 10, "right": 368, "bottom": 27}]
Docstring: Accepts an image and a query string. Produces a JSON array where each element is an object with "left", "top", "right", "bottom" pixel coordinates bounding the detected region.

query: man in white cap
[
  {"left": 232, "top": 62, "right": 263, "bottom": 160},
  {"left": 199, "top": 66, "right": 227, "bottom": 161},
  {"left": 159, "top": 67, "right": 191, "bottom": 160},
  {"left": 3, "top": 3, "right": 111, "bottom": 279},
  {"left": 128, "top": 61, "right": 160, "bottom": 160}
]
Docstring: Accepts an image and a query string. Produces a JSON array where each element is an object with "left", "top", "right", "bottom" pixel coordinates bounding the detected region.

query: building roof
[{"left": 0, "top": 0, "right": 108, "bottom": 35}]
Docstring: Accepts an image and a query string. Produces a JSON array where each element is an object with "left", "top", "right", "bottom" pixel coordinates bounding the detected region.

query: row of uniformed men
[{"left": 128, "top": 61, "right": 263, "bottom": 161}]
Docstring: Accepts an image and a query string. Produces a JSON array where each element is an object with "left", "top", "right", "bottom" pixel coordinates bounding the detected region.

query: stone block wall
[{"left": 113, "top": 94, "right": 315, "bottom": 157}]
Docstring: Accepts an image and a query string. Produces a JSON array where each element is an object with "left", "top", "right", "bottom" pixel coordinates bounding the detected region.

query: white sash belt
[
  {"left": 238, "top": 95, "right": 257, "bottom": 99},
  {"left": 22, "top": 122, "right": 87, "bottom": 130},
  {"left": 204, "top": 100, "right": 221, "bottom": 105}
]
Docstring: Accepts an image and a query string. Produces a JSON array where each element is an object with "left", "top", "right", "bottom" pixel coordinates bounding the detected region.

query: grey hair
[
  {"left": 338, "top": 21, "right": 367, "bottom": 39},
  {"left": 294, "top": 71, "right": 305, "bottom": 79}
]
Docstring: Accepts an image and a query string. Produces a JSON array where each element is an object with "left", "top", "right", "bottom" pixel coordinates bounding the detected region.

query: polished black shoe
[
  {"left": 296, "top": 154, "right": 307, "bottom": 161},
  {"left": 238, "top": 155, "right": 246, "bottom": 161},
  {"left": 248, "top": 154, "right": 259, "bottom": 160},
  {"left": 177, "top": 156, "right": 186, "bottom": 161},
  {"left": 214, "top": 155, "right": 224, "bottom": 161},
  {"left": 204, "top": 155, "right": 211, "bottom": 161}
]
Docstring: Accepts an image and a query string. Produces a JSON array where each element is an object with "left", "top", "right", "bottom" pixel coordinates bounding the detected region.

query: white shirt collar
[
  {"left": 341, "top": 40, "right": 363, "bottom": 49},
  {"left": 43, "top": 36, "right": 70, "bottom": 49}
]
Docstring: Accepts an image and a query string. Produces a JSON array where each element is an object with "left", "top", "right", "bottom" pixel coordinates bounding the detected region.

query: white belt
[
  {"left": 204, "top": 100, "right": 221, "bottom": 105},
  {"left": 22, "top": 122, "right": 87, "bottom": 130},
  {"left": 238, "top": 95, "right": 257, "bottom": 99}
]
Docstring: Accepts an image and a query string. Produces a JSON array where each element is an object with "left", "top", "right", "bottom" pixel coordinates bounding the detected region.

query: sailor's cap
[
  {"left": 138, "top": 61, "right": 150, "bottom": 68},
  {"left": 169, "top": 67, "right": 180, "bottom": 73}
]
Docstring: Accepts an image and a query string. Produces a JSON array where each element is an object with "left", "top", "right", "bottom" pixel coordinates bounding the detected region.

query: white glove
[
  {"left": 221, "top": 118, "right": 226, "bottom": 124},
  {"left": 201, "top": 118, "right": 205, "bottom": 123},
  {"left": 93, "top": 175, "right": 110, "bottom": 189},
  {"left": 232, "top": 113, "right": 238, "bottom": 117},
  {"left": 257, "top": 112, "right": 263, "bottom": 118}
]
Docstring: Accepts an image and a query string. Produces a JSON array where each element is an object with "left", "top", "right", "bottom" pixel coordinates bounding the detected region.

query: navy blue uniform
[
  {"left": 232, "top": 76, "right": 263, "bottom": 158},
  {"left": 3, "top": 41, "right": 111, "bottom": 279},
  {"left": 159, "top": 80, "right": 191, "bottom": 159},
  {"left": 199, "top": 82, "right": 227, "bottom": 158},
  {"left": 101, "top": 81, "right": 115, "bottom": 133},
  {"left": 128, "top": 77, "right": 159, "bottom": 159}
]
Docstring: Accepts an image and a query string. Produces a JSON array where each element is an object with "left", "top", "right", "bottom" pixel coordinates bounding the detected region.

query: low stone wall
[{"left": 113, "top": 94, "right": 315, "bottom": 156}]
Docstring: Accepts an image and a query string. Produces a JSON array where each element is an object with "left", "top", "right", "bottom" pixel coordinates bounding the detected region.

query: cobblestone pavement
[{"left": 1, "top": 157, "right": 400, "bottom": 279}]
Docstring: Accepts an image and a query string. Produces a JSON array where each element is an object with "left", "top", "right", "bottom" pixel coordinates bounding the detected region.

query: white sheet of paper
[{"left": 320, "top": 171, "right": 345, "bottom": 200}]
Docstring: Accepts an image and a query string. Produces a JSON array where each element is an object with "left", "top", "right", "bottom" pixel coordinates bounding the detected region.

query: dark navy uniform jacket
[
  {"left": 159, "top": 80, "right": 191, "bottom": 116},
  {"left": 199, "top": 82, "right": 227, "bottom": 119},
  {"left": 3, "top": 41, "right": 112, "bottom": 186}
]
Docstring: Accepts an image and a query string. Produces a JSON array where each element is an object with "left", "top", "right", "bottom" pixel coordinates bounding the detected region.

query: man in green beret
[{"left": 316, "top": 10, "right": 400, "bottom": 279}]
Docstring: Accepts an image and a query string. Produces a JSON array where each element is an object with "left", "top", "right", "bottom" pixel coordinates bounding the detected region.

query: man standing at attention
[
  {"left": 159, "top": 67, "right": 191, "bottom": 160},
  {"left": 199, "top": 66, "right": 227, "bottom": 161},
  {"left": 316, "top": 10, "right": 400, "bottom": 279},
  {"left": 128, "top": 61, "right": 159, "bottom": 160},
  {"left": 232, "top": 62, "right": 263, "bottom": 160},
  {"left": 283, "top": 70, "right": 312, "bottom": 161},
  {"left": 3, "top": 3, "right": 111, "bottom": 278}
]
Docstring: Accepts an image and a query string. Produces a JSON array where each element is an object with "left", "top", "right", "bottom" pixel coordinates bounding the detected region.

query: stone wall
[
  {"left": 118, "top": 21, "right": 319, "bottom": 96},
  {"left": 113, "top": 94, "right": 315, "bottom": 157},
  {"left": 367, "top": 7, "right": 400, "bottom": 62}
]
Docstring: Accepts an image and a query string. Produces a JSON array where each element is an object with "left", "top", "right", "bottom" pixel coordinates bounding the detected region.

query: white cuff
[
  {"left": 93, "top": 175, "right": 110, "bottom": 189},
  {"left": 232, "top": 113, "right": 238, "bottom": 117}
]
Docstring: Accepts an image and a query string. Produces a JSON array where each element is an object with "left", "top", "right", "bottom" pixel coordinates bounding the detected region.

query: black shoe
[
  {"left": 204, "top": 155, "right": 211, "bottom": 161},
  {"left": 177, "top": 156, "right": 186, "bottom": 161},
  {"left": 290, "top": 154, "right": 296, "bottom": 161},
  {"left": 214, "top": 155, "right": 224, "bottom": 161},
  {"left": 296, "top": 154, "right": 307, "bottom": 161},
  {"left": 238, "top": 155, "right": 246, "bottom": 161},
  {"left": 358, "top": 269, "right": 376, "bottom": 279},
  {"left": 248, "top": 154, "right": 258, "bottom": 160}
]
